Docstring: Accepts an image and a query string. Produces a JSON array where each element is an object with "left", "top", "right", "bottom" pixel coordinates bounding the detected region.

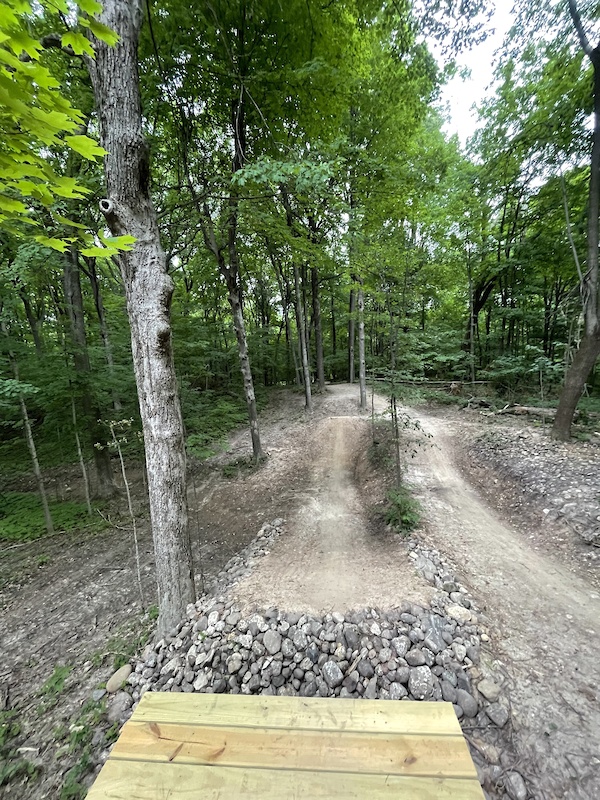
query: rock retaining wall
[{"left": 103, "top": 521, "right": 526, "bottom": 799}]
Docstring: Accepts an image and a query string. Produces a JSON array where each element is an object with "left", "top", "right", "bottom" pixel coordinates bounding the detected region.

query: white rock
[
  {"left": 106, "top": 664, "right": 132, "bottom": 693},
  {"left": 446, "top": 605, "right": 472, "bottom": 625}
]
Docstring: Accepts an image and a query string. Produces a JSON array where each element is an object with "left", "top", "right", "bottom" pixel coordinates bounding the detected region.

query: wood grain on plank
[
  {"left": 86, "top": 759, "right": 485, "bottom": 800},
  {"left": 111, "top": 720, "right": 476, "bottom": 778},
  {"left": 131, "top": 693, "right": 461, "bottom": 736}
]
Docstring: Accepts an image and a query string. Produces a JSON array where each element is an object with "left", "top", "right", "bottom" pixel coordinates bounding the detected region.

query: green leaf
[
  {"left": 80, "top": 17, "right": 119, "bottom": 46},
  {"left": 65, "top": 134, "right": 106, "bottom": 160},
  {"left": 82, "top": 233, "right": 136, "bottom": 258},
  {"left": 80, "top": 245, "right": 111, "bottom": 257},
  {"left": 101, "top": 233, "right": 136, "bottom": 250},
  {"left": 0, "top": 195, "right": 27, "bottom": 214},
  {"left": 61, "top": 31, "right": 95, "bottom": 57},
  {"left": 77, "top": 0, "right": 103, "bottom": 14},
  {"left": 34, "top": 235, "right": 74, "bottom": 252},
  {"left": 54, "top": 214, "right": 89, "bottom": 230},
  {"left": 7, "top": 29, "right": 41, "bottom": 59},
  {"left": 52, "top": 175, "right": 89, "bottom": 198}
]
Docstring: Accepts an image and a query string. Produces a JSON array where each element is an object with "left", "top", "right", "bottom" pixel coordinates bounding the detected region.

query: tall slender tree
[{"left": 88, "top": 0, "right": 195, "bottom": 636}]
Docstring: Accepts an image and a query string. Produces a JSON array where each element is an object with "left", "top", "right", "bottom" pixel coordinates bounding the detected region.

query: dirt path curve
[
  {"left": 406, "top": 409, "right": 600, "bottom": 800},
  {"left": 232, "top": 388, "right": 432, "bottom": 613}
]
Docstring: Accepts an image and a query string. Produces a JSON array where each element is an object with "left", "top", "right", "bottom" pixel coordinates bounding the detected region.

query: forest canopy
[{"left": 1, "top": 0, "right": 599, "bottom": 627}]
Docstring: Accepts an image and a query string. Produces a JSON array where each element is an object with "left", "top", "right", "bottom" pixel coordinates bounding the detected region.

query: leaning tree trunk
[
  {"left": 553, "top": 332, "right": 600, "bottom": 440},
  {"left": 63, "top": 246, "right": 116, "bottom": 497},
  {"left": 89, "top": 0, "right": 195, "bottom": 637},
  {"left": 553, "top": 4, "right": 600, "bottom": 441},
  {"left": 2, "top": 327, "right": 54, "bottom": 536}
]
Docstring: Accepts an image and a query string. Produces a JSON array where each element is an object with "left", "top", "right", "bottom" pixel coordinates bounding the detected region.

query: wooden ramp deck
[{"left": 87, "top": 693, "right": 485, "bottom": 799}]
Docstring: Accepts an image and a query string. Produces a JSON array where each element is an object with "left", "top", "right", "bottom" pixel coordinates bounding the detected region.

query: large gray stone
[
  {"left": 408, "top": 666, "right": 433, "bottom": 700},
  {"left": 423, "top": 614, "right": 446, "bottom": 654},
  {"left": 391, "top": 636, "right": 411, "bottom": 659},
  {"left": 263, "top": 630, "right": 282, "bottom": 655},
  {"left": 446, "top": 605, "right": 472, "bottom": 625},
  {"left": 292, "top": 630, "right": 308, "bottom": 650},
  {"left": 456, "top": 688, "right": 478, "bottom": 718},
  {"left": 505, "top": 771, "right": 527, "bottom": 800},
  {"left": 357, "top": 659, "right": 374, "bottom": 679},
  {"left": 478, "top": 678, "right": 501, "bottom": 702},
  {"left": 486, "top": 702, "right": 509, "bottom": 727},
  {"left": 227, "top": 654, "right": 243, "bottom": 674},
  {"left": 106, "top": 664, "right": 132, "bottom": 693},
  {"left": 107, "top": 691, "right": 132, "bottom": 724},
  {"left": 322, "top": 661, "right": 344, "bottom": 689},
  {"left": 405, "top": 649, "right": 426, "bottom": 667},
  {"left": 389, "top": 682, "right": 408, "bottom": 701}
]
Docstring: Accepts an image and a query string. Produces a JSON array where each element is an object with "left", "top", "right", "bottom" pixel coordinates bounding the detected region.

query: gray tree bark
[
  {"left": 554, "top": 2, "right": 600, "bottom": 440},
  {"left": 63, "top": 246, "right": 116, "bottom": 497},
  {"left": 294, "top": 264, "right": 313, "bottom": 411},
  {"left": 358, "top": 283, "right": 367, "bottom": 411},
  {"left": 82, "top": 256, "right": 122, "bottom": 411},
  {"left": 311, "top": 266, "right": 326, "bottom": 391},
  {"left": 348, "top": 288, "right": 356, "bottom": 383},
  {"left": 88, "top": 0, "right": 195, "bottom": 637}
]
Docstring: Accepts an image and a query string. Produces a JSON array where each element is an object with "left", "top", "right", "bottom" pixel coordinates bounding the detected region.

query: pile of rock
[
  {"left": 129, "top": 599, "right": 492, "bottom": 713},
  {"left": 101, "top": 520, "right": 523, "bottom": 797},
  {"left": 202, "top": 519, "right": 284, "bottom": 596},
  {"left": 469, "top": 427, "right": 600, "bottom": 545}
]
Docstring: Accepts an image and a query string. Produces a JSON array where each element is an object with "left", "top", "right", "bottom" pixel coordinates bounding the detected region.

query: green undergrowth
[
  {"left": 37, "top": 664, "right": 72, "bottom": 713},
  {"left": 56, "top": 698, "right": 110, "bottom": 800},
  {"left": 184, "top": 388, "right": 268, "bottom": 460},
  {"left": 0, "top": 492, "right": 106, "bottom": 542},
  {"left": 368, "top": 419, "right": 423, "bottom": 535},
  {"left": 0, "top": 709, "right": 39, "bottom": 788},
  {"left": 384, "top": 487, "right": 421, "bottom": 533}
]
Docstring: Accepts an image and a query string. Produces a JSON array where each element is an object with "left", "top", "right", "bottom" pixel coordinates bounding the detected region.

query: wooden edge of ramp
[{"left": 87, "top": 693, "right": 485, "bottom": 799}]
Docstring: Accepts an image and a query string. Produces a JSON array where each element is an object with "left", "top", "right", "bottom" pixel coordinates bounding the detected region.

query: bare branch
[{"left": 568, "top": 0, "right": 593, "bottom": 57}]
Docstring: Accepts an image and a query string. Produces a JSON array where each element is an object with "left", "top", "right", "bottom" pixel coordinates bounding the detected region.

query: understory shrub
[
  {"left": 384, "top": 487, "right": 421, "bottom": 533},
  {"left": 0, "top": 492, "right": 103, "bottom": 542}
]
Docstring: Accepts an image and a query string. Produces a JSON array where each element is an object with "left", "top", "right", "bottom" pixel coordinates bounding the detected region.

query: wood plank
[
  {"left": 131, "top": 693, "right": 461, "bottom": 736},
  {"left": 86, "top": 759, "right": 485, "bottom": 799},
  {"left": 111, "top": 720, "right": 476, "bottom": 778}
]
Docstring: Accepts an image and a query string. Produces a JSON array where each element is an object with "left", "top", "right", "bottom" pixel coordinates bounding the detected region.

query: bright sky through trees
[{"left": 438, "top": 1, "right": 515, "bottom": 145}]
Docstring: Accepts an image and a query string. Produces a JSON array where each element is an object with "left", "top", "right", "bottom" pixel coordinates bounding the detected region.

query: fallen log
[{"left": 495, "top": 405, "right": 579, "bottom": 420}]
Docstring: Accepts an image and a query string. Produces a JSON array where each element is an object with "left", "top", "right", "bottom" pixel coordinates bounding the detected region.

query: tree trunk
[
  {"left": 294, "top": 264, "right": 312, "bottom": 410},
  {"left": 224, "top": 270, "right": 264, "bottom": 459},
  {"left": 553, "top": 332, "right": 600, "bottom": 440},
  {"left": 348, "top": 288, "right": 356, "bottom": 383},
  {"left": 83, "top": 257, "right": 122, "bottom": 411},
  {"left": 311, "top": 266, "right": 325, "bottom": 391},
  {"left": 71, "top": 396, "right": 93, "bottom": 516},
  {"left": 1, "top": 322, "right": 54, "bottom": 535},
  {"left": 553, "top": 5, "right": 600, "bottom": 440},
  {"left": 89, "top": 0, "right": 195, "bottom": 637},
  {"left": 330, "top": 290, "right": 337, "bottom": 359},
  {"left": 63, "top": 246, "right": 116, "bottom": 498},
  {"left": 358, "top": 283, "right": 367, "bottom": 411},
  {"left": 20, "top": 395, "right": 54, "bottom": 535},
  {"left": 20, "top": 290, "right": 44, "bottom": 357}
]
